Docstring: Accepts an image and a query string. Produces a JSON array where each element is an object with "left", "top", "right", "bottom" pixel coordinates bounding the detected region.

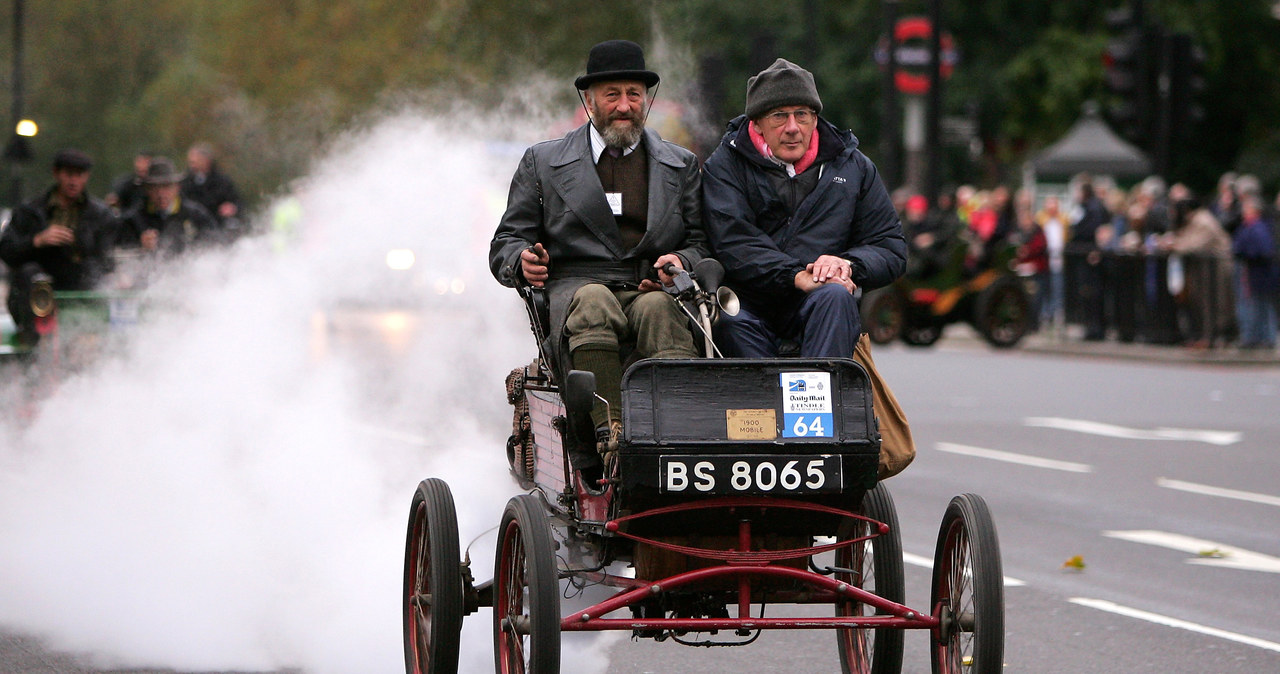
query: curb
[{"left": 938, "top": 324, "right": 1280, "bottom": 367}]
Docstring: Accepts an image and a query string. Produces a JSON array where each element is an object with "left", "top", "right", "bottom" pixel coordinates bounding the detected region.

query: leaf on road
[{"left": 1062, "top": 555, "right": 1086, "bottom": 570}]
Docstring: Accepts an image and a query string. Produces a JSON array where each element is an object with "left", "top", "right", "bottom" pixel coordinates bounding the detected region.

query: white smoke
[{"left": 0, "top": 107, "right": 621, "bottom": 673}]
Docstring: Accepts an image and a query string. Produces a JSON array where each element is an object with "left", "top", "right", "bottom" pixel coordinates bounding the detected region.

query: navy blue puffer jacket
[{"left": 703, "top": 115, "right": 906, "bottom": 304}]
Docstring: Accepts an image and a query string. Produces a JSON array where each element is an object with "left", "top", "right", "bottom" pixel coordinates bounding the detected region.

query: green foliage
[
  {"left": 3, "top": 1, "right": 193, "bottom": 198},
  {"left": 0, "top": 0, "right": 1277, "bottom": 208},
  {"left": 995, "top": 28, "right": 1107, "bottom": 146}
]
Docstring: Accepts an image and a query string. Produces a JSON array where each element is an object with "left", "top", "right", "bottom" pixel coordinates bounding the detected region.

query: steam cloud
[{"left": 0, "top": 108, "right": 619, "bottom": 673}]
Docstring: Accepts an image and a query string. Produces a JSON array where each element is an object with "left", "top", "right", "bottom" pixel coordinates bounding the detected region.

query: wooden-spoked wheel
[
  {"left": 403, "top": 478, "right": 464, "bottom": 673},
  {"left": 493, "top": 493, "right": 560, "bottom": 673},
  {"left": 930, "top": 493, "right": 1004, "bottom": 674},
  {"left": 836, "top": 482, "right": 906, "bottom": 674}
]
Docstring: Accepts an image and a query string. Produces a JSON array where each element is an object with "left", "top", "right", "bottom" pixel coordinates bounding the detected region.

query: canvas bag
[{"left": 853, "top": 333, "right": 916, "bottom": 479}]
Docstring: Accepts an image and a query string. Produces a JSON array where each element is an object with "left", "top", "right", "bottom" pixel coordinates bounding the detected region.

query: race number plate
[
  {"left": 780, "top": 372, "right": 833, "bottom": 438},
  {"left": 659, "top": 455, "right": 843, "bottom": 495}
]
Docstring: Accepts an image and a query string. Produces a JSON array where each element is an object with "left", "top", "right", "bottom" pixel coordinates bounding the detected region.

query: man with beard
[{"left": 490, "top": 40, "right": 705, "bottom": 467}]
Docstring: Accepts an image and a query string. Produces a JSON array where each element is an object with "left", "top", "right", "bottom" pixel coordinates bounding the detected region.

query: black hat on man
[
  {"left": 52, "top": 148, "right": 93, "bottom": 172},
  {"left": 575, "top": 40, "right": 660, "bottom": 90},
  {"left": 745, "top": 58, "right": 823, "bottom": 120},
  {"left": 143, "top": 156, "right": 184, "bottom": 185}
]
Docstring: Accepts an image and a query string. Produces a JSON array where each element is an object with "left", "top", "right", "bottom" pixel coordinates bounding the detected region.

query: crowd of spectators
[
  {"left": 0, "top": 143, "right": 243, "bottom": 346},
  {"left": 897, "top": 172, "right": 1279, "bottom": 352}
]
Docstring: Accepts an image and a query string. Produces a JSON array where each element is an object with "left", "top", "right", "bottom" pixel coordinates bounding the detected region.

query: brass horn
[
  {"left": 29, "top": 276, "right": 55, "bottom": 318},
  {"left": 715, "top": 285, "right": 740, "bottom": 317},
  {"left": 691, "top": 258, "right": 740, "bottom": 318}
]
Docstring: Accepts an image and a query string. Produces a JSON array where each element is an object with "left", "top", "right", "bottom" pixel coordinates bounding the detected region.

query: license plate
[{"left": 659, "top": 455, "right": 843, "bottom": 495}]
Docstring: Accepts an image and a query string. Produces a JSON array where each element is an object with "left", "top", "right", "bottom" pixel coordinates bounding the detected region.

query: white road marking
[
  {"left": 1103, "top": 530, "right": 1280, "bottom": 574},
  {"left": 1024, "top": 417, "right": 1242, "bottom": 445},
  {"left": 1069, "top": 597, "right": 1280, "bottom": 654},
  {"left": 1157, "top": 477, "right": 1280, "bottom": 509},
  {"left": 902, "top": 551, "right": 1026, "bottom": 587},
  {"left": 902, "top": 551, "right": 933, "bottom": 568},
  {"left": 936, "top": 442, "right": 1093, "bottom": 473}
]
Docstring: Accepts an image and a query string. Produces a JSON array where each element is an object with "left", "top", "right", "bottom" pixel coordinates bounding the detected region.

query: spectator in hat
[
  {"left": 902, "top": 193, "right": 953, "bottom": 278},
  {"left": 0, "top": 149, "right": 119, "bottom": 346},
  {"left": 489, "top": 39, "right": 706, "bottom": 468},
  {"left": 118, "top": 156, "right": 220, "bottom": 256},
  {"left": 702, "top": 58, "right": 906, "bottom": 357}
]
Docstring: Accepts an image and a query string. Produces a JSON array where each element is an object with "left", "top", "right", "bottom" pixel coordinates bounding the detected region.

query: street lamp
[
  {"left": 7, "top": 0, "right": 28, "bottom": 206},
  {"left": 3, "top": 119, "right": 35, "bottom": 162},
  {"left": 4, "top": 118, "right": 34, "bottom": 207}
]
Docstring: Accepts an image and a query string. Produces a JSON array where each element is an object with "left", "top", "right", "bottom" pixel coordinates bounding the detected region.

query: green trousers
[{"left": 565, "top": 284, "right": 698, "bottom": 427}]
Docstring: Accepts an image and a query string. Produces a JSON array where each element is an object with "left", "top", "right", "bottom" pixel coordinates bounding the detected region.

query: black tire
[
  {"left": 900, "top": 322, "right": 943, "bottom": 347},
  {"left": 930, "top": 494, "right": 1004, "bottom": 674},
  {"left": 974, "top": 277, "right": 1032, "bottom": 348},
  {"left": 403, "top": 478, "right": 465, "bottom": 674},
  {"left": 861, "top": 288, "right": 905, "bottom": 345},
  {"left": 836, "top": 483, "right": 906, "bottom": 674},
  {"left": 493, "top": 494, "right": 560, "bottom": 673}
]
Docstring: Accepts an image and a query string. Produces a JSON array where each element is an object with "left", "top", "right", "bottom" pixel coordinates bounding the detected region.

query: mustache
[{"left": 607, "top": 110, "right": 642, "bottom": 123}]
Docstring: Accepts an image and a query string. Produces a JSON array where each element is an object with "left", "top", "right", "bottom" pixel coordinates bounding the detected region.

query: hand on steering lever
[
  {"left": 520, "top": 242, "right": 551, "bottom": 287},
  {"left": 640, "top": 253, "right": 684, "bottom": 292}
]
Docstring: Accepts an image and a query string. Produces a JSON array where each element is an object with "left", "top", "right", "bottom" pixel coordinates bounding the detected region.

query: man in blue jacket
[{"left": 703, "top": 58, "right": 906, "bottom": 357}]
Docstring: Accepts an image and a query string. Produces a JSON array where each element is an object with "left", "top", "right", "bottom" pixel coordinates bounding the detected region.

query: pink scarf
[{"left": 748, "top": 120, "right": 820, "bottom": 174}]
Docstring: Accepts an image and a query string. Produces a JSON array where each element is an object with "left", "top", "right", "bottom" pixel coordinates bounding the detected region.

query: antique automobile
[
  {"left": 402, "top": 262, "right": 1005, "bottom": 673},
  {"left": 861, "top": 239, "right": 1033, "bottom": 349}
]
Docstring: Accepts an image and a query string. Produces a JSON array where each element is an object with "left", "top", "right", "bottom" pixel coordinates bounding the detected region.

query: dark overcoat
[{"left": 489, "top": 123, "right": 707, "bottom": 361}]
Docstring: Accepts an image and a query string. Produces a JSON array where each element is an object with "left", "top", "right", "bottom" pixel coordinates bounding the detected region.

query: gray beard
[{"left": 597, "top": 119, "right": 644, "bottom": 149}]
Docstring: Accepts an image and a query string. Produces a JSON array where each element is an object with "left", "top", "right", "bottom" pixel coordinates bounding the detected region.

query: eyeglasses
[{"left": 762, "top": 109, "right": 817, "bottom": 127}]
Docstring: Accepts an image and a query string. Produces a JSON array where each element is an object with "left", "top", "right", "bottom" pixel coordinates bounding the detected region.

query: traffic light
[
  {"left": 1168, "top": 33, "right": 1206, "bottom": 136},
  {"left": 1102, "top": 4, "right": 1155, "bottom": 146}
]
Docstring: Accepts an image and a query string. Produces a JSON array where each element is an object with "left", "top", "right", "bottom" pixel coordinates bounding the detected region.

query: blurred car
[{"left": 861, "top": 238, "right": 1033, "bottom": 349}]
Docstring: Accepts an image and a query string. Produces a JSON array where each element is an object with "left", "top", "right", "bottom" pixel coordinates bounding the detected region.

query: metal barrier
[{"left": 1054, "top": 246, "right": 1234, "bottom": 347}]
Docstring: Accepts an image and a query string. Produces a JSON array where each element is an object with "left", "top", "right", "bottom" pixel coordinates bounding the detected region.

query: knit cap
[{"left": 745, "top": 58, "right": 823, "bottom": 120}]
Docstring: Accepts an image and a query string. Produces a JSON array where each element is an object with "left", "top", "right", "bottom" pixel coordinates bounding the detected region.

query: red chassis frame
[{"left": 555, "top": 493, "right": 940, "bottom": 636}]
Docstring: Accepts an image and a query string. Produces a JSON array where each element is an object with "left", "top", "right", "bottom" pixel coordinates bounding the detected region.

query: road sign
[{"left": 874, "top": 16, "right": 957, "bottom": 95}]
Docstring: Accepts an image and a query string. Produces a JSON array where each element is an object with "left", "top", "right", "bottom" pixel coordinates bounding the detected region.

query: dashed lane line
[
  {"left": 1157, "top": 477, "right": 1280, "bottom": 509},
  {"left": 1069, "top": 597, "right": 1280, "bottom": 654},
  {"left": 935, "top": 442, "right": 1094, "bottom": 473},
  {"left": 1103, "top": 529, "right": 1280, "bottom": 574},
  {"left": 901, "top": 551, "right": 1026, "bottom": 587},
  {"left": 1024, "top": 417, "right": 1242, "bottom": 446}
]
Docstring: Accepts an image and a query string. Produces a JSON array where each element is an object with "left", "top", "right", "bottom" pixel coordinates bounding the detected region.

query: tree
[{"left": 2, "top": 0, "right": 1279, "bottom": 208}]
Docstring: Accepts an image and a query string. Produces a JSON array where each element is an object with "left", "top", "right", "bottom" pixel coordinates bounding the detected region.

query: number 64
[{"left": 792, "top": 416, "right": 826, "bottom": 436}]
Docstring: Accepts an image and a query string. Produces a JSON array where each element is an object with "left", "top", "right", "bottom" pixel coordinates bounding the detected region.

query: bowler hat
[
  {"left": 575, "top": 40, "right": 660, "bottom": 90},
  {"left": 143, "top": 156, "right": 184, "bottom": 185}
]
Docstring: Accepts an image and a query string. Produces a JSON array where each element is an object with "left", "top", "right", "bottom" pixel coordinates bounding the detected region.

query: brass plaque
[{"left": 726, "top": 409, "right": 777, "bottom": 440}]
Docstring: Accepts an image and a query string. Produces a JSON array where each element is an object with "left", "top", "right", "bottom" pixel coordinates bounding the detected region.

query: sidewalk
[{"left": 945, "top": 323, "right": 1280, "bottom": 367}]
